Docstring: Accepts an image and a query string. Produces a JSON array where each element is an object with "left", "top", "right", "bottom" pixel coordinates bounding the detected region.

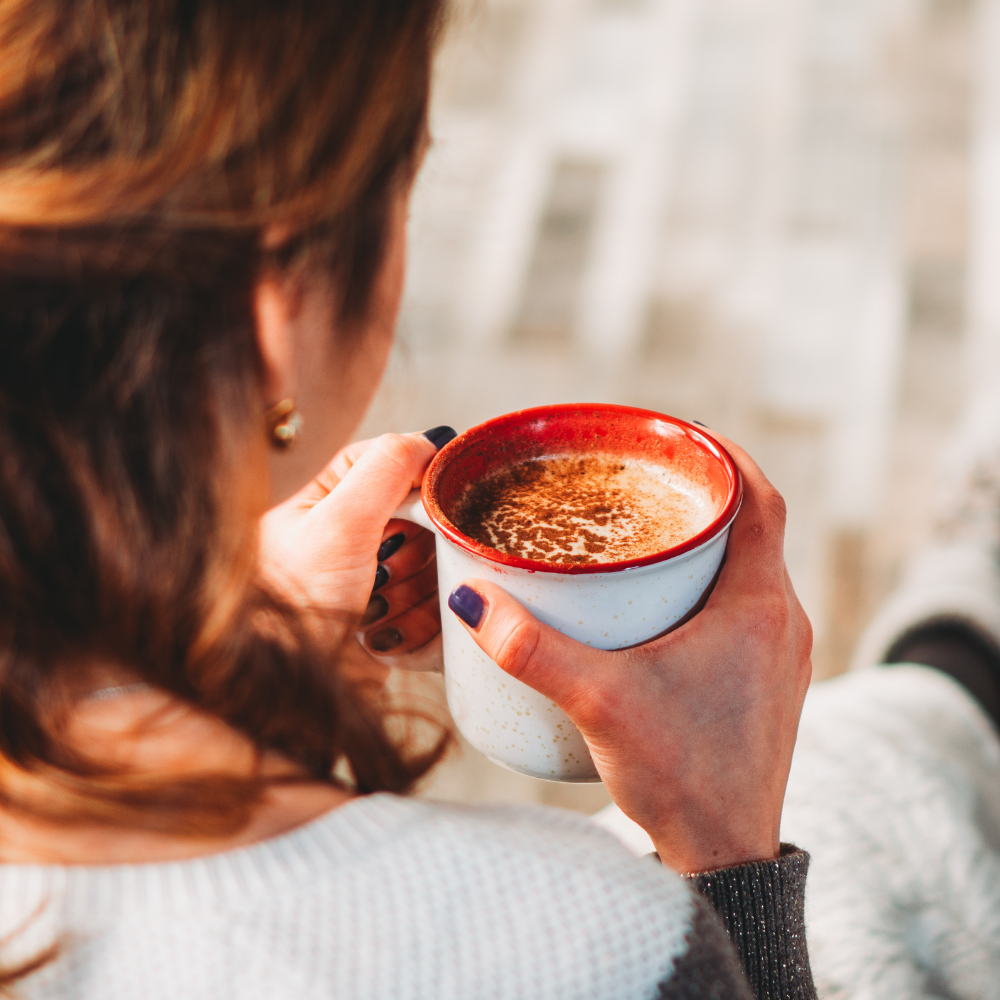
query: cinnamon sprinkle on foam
[{"left": 451, "top": 454, "right": 715, "bottom": 566}]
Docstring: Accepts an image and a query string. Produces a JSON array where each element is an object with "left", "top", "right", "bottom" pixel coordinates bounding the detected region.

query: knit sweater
[
  {"left": 0, "top": 794, "right": 814, "bottom": 999},
  {"left": 782, "top": 665, "right": 1000, "bottom": 999}
]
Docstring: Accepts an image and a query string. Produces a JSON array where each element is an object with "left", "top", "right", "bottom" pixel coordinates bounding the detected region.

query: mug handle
[{"left": 392, "top": 489, "right": 435, "bottom": 532}]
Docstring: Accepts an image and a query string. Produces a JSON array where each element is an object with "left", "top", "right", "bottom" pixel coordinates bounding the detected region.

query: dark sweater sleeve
[
  {"left": 679, "top": 843, "right": 817, "bottom": 1000},
  {"left": 655, "top": 889, "right": 755, "bottom": 999}
]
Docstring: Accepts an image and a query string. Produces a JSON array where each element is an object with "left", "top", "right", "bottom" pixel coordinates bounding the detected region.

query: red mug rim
[{"left": 420, "top": 404, "right": 743, "bottom": 575}]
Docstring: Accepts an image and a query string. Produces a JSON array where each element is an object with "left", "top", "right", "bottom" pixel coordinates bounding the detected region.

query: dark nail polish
[
  {"left": 448, "top": 585, "right": 484, "bottom": 629},
  {"left": 377, "top": 532, "right": 406, "bottom": 562},
  {"left": 370, "top": 627, "right": 403, "bottom": 653},
  {"left": 691, "top": 420, "right": 710, "bottom": 429},
  {"left": 422, "top": 425, "right": 457, "bottom": 450},
  {"left": 372, "top": 565, "right": 389, "bottom": 592},
  {"left": 361, "top": 594, "right": 389, "bottom": 626}
]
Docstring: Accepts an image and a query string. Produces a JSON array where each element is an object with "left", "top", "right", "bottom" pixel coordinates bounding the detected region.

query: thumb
[
  {"left": 312, "top": 431, "right": 438, "bottom": 545},
  {"left": 446, "top": 580, "right": 608, "bottom": 711}
]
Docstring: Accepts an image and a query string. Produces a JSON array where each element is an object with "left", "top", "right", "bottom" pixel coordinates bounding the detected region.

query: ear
[{"left": 254, "top": 277, "right": 299, "bottom": 404}]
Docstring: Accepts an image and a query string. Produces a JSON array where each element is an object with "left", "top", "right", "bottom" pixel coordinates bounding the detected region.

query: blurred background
[{"left": 358, "top": 0, "right": 1000, "bottom": 813}]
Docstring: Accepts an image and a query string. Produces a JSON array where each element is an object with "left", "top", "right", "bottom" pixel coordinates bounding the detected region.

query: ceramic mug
[{"left": 395, "top": 403, "right": 742, "bottom": 782}]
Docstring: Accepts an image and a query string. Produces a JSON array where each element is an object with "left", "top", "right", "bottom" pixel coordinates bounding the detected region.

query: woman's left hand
[
  {"left": 445, "top": 435, "right": 812, "bottom": 873},
  {"left": 259, "top": 432, "right": 443, "bottom": 666}
]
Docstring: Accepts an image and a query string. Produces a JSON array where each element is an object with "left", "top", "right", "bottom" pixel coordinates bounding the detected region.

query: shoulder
[
  {"left": 314, "top": 794, "right": 699, "bottom": 998},
  {"left": 356, "top": 793, "right": 686, "bottom": 901},
  {"left": 0, "top": 796, "right": 744, "bottom": 1000},
  {"left": 341, "top": 792, "right": 690, "bottom": 901}
]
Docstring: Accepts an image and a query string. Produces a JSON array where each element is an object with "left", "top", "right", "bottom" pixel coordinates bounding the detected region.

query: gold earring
[{"left": 265, "top": 398, "right": 303, "bottom": 449}]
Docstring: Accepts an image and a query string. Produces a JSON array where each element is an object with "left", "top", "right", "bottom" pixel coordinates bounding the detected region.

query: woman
[{"left": 0, "top": 2, "right": 813, "bottom": 997}]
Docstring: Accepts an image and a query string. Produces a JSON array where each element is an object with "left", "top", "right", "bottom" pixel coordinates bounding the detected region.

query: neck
[{"left": 0, "top": 683, "right": 351, "bottom": 865}]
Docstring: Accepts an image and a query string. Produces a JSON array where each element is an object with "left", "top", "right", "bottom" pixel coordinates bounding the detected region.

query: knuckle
[
  {"left": 329, "top": 456, "right": 351, "bottom": 481},
  {"left": 745, "top": 596, "right": 815, "bottom": 684},
  {"left": 799, "top": 655, "right": 814, "bottom": 688},
  {"left": 374, "top": 433, "right": 422, "bottom": 475},
  {"left": 758, "top": 485, "right": 787, "bottom": 528},
  {"left": 573, "top": 680, "right": 621, "bottom": 728},
  {"left": 494, "top": 618, "right": 542, "bottom": 681},
  {"left": 747, "top": 597, "right": 791, "bottom": 644},
  {"left": 797, "top": 611, "right": 814, "bottom": 659},
  {"left": 376, "top": 432, "right": 411, "bottom": 458}
]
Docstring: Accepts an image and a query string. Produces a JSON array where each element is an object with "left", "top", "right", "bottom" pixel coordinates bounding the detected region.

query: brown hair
[{"left": 0, "top": 0, "right": 449, "bottom": 837}]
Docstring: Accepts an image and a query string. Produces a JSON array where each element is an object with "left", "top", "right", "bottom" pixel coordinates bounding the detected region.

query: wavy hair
[{"left": 0, "top": 0, "right": 448, "bottom": 842}]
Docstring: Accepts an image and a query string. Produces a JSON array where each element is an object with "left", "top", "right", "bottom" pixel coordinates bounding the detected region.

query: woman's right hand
[
  {"left": 446, "top": 436, "right": 813, "bottom": 873},
  {"left": 259, "top": 430, "right": 446, "bottom": 663}
]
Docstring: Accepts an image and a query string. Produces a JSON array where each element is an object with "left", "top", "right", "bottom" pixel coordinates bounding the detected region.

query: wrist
[{"left": 649, "top": 829, "right": 780, "bottom": 874}]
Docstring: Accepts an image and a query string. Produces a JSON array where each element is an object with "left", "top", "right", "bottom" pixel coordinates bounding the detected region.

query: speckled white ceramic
[
  {"left": 393, "top": 405, "right": 741, "bottom": 783},
  {"left": 396, "top": 491, "right": 734, "bottom": 781}
]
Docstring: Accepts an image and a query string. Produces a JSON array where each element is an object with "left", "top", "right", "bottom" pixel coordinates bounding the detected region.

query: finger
[
  {"left": 362, "top": 591, "right": 441, "bottom": 656},
  {"left": 313, "top": 432, "right": 438, "bottom": 554},
  {"left": 697, "top": 431, "right": 788, "bottom": 595},
  {"left": 360, "top": 562, "right": 438, "bottom": 630},
  {"left": 784, "top": 566, "right": 815, "bottom": 680},
  {"left": 329, "top": 438, "right": 379, "bottom": 482},
  {"left": 286, "top": 438, "right": 379, "bottom": 509},
  {"left": 325, "top": 427, "right": 454, "bottom": 493},
  {"left": 288, "top": 428, "right": 443, "bottom": 509},
  {"left": 446, "top": 579, "right": 608, "bottom": 711},
  {"left": 363, "top": 632, "right": 443, "bottom": 673},
  {"left": 373, "top": 525, "right": 436, "bottom": 589}
]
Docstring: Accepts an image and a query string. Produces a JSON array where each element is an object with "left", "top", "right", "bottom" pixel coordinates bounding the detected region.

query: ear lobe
[{"left": 254, "top": 278, "right": 297, "bottom": 403}]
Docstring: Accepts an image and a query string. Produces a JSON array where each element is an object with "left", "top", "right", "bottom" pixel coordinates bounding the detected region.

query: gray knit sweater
[{"left": 0, "top": 794, "right": 814, "bottom": 999}]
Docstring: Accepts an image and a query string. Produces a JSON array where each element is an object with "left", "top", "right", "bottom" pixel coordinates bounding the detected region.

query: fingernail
[
  {"left": 691, "top": 420, "right": 710, "bottom": 429},
  {"left": 372, "top": 565, "right": 389, "bottom": 592},
  {"left": 377, "top": 532, "right": 406, "bottom": 562},
  {"left": 361, "top": 594, "right": 389, "bottom": 626},
  {"left": 422, "top": 425, "right": 457, "bottom": 450},
  {"left": 369, "top": 627, "right": 403, "bottom": 653},
  {"left": 448, "top": 584, "right": 484, "bottom": 629}
]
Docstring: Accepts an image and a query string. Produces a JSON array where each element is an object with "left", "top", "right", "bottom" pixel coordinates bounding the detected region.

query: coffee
[{"left": 451, "top": 453, "right": 715, "bottom": 566}]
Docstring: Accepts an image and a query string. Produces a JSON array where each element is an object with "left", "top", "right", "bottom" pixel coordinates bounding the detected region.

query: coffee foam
[{"left": 451, "top": 453, "right": 717, "bottom": 566}]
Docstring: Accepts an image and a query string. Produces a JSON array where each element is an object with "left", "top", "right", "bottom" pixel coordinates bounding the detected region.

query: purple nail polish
[
  {"left": 422, "top": 425, "right": 457, "bottom": 450},
  {"left": 361, "top": 594, "right": 389, "bottom": 626},
  {"left": 448, "top": 585, "right": 484, "bottom": 628},
  {"left": 372, "top": 565, "right": 389, "bottom": 592},
  {"left": 377, "top": 533, "right": 406, "bottom": 562},
  {"left": 370, "top": 627, "right": 403, "bottom": 653}
]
